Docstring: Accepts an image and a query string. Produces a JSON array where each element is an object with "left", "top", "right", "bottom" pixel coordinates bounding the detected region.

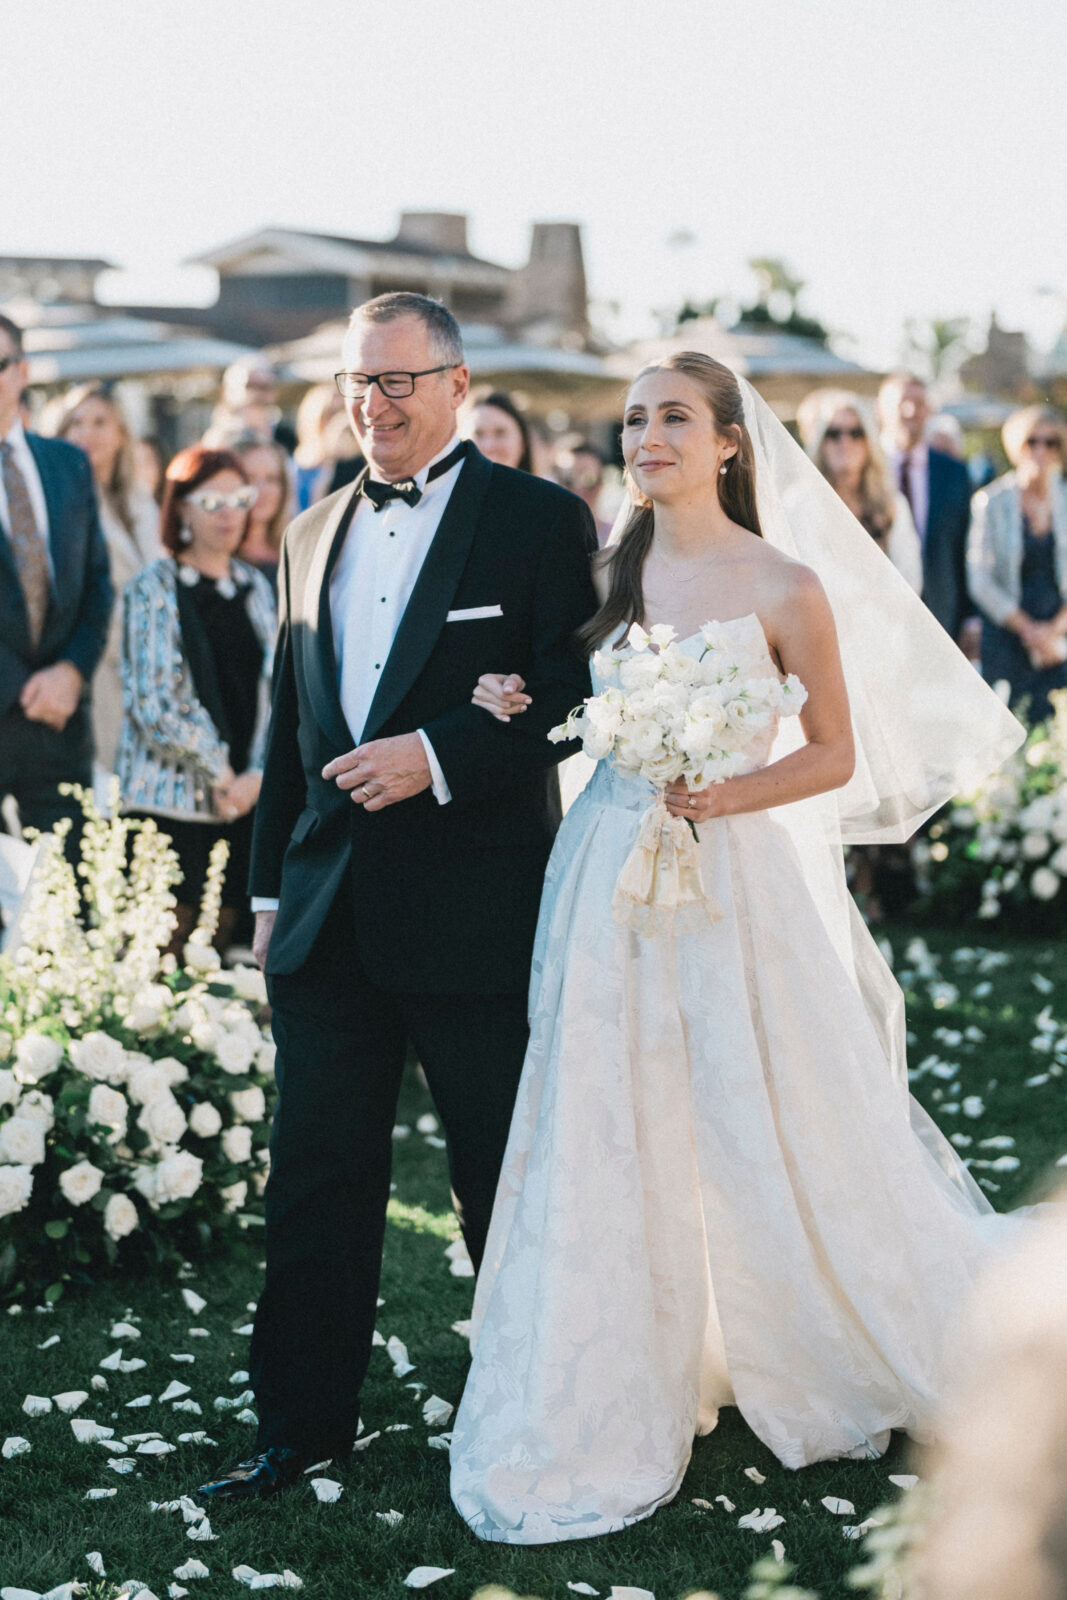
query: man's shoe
[{"left": 198, "top": 1446, "right": 309, "bottom": 1501}]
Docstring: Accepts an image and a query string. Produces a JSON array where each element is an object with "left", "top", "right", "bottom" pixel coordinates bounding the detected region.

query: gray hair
[{"left": 347, "top": 292, "right": 464, "bottom": 367}]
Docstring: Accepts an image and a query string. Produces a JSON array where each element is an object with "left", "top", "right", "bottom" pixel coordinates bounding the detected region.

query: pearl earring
[
  {"left": 179, "top": 524, "right": 193, "bottom": 546},
  {"left": 719, "top": 464, "right": 728, "bottom": 477}
]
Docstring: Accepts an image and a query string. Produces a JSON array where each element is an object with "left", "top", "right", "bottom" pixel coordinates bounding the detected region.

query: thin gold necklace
[{"left": 647, "top": 546, "right": 720, "bottom": 585}]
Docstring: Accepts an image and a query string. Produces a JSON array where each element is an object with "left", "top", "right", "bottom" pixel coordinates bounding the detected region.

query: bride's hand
[
  {"left": 664, "top": 779, "right": 728, "bottom": 823},
  {"left": 471, "top": 673, "right": 531, "bottom": 723}
]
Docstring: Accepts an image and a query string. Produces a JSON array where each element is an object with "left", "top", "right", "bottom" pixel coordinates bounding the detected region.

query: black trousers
[
  {"left": 250, "top": 883, "right": 530, "bottom": 1457},
  {"left": 0, "top": 702, "right": 92, "bottom": 862}
]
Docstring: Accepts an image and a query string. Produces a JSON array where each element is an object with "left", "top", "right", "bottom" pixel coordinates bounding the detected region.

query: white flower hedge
[
  {"left": 914, "top": 690, "right": 1067, "bottom": 930},
  {"left": 0, "top": 791, "right": 275, "bottom": 1302}
]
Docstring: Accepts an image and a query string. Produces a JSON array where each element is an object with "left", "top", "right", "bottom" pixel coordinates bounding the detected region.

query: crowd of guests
[{"left": 1, "top": 299, "right": 1064, "bottom": 949}]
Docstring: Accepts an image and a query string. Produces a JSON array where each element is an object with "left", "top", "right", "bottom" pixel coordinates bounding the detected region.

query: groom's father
[{"left": 202, "top": 294, "right": 596, "bottom": 1499}]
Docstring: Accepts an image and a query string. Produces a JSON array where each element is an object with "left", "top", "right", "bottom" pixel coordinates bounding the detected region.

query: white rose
[
  {"left": 1021, "top": 831, "right": 1051, "bottom": 860},
  {"left": 0, "top": 1116, "right": 46, "bottom": 1166},
  {"left": 642, "top": 747, "right": 686, "bottom": 786},
  {"left": 724, "top": 695, "right": 772, "bottom": 735},
  {"left": 1031, "top": 867, "right": 1061, "bottom": 902},
  {"left": 0, "top": 1030, "right": 12, "bottom": 1061},
  {"left": 88, "top": 1085, "right": 128, "bottom": 1142},
  {"left": 183, "top": 939, "right": 221, "bottom": 974},
  {"left": 138, "top": 1093, "right": 188, "bottom": 1148},
  {"left": 626, "top": 718, "right": 667, "bottom": 763},
  {"left": 68, "top": 1032, "right": 127, "bottom": 1084},
  {"left": 191, "top": 1021, "right": 219, "bottom": 1053},
  {"left": 227, "top": 966, "right": 268, "bottom": 1005},
  {"left": 126, "top": 984, "right": 171, "bottom": 1034},
  {"left": 126, "top": 1063, "right": 172, "bottom": 1107},
  {"left": 0, "top": 1165, "right": 34, "bottom": 1218},
  {"left": 172, "top": 1001, "right": 200, "bottom": 1033},
  {"left": 580, "top": 721, "right": 614, "bottom": 761},
  {"left": 157, "top": 1056, "right": 189, "bottom": 1088},
  {"left": 256, "top": 1039, "right": 277, "bottom": 1075},
  {"left": 220, "top": 1179, "right": 248, "bottom": 1213},
  {"left": 17, "top": 1091, "right": 55, "bottom": 1131},
  {"left": 188, "top": 1102, "right": 223, "bottom": 1138},
  {"left": 103, "top": 1192, "right": 139, "bottom": 1241},
  {"left": 618, "top": 653, "right": 662, "bottom": 693},
  {"left": 215, "top": 1031, "right": 256, "bottom": 1077},
  {"left": 153, "top": 1148, "right": 203, "bottom": 1205},
  {"left": 679, "top": 718, "right": 718, "bottom": 763},
  {"left": 1050, "top": 812, "right": 1067, "bottom": 844},
  {"left": 0, "top": 1070, "right": 18, "bottom": 1108},
  {"left": 221, "top": 1124, "right": 253, "bottom": 1164},
  {"left": 131, "top": 1164, "right": 158, "bottom": 1206},
  {"left": 229, "top": 1086, "right": 266, "bottom": 1124},
  {"left": 1051, "top": 844, "right": 1067, "bottom": 875},
  {"left": 949, "top": 806, "right": 977, "bottom": 830},
  {"left": 14, "top": 1033, "right": 62, "bottom": 1085},
  {"left": 58, "top": 1160, "right": 105, "bottom": 1207}
]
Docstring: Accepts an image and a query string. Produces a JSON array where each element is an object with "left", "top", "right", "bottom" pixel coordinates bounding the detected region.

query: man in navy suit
[
  {"left": 0, "top": 313, "right": 113, "bottom": 841},
  {"left": 878, "top": 371, "right": 972, "bottom": 644}
]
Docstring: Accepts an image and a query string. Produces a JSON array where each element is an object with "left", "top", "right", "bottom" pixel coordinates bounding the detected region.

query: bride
[{"left": 447, "top": 353, "right": 1026, "bottom": 1546}]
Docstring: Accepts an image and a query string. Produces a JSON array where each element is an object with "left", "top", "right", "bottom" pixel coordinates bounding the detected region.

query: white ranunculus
[
  {"left": 183, "top": 939, "right": 221, "bottom": 974},
  {"left": 59, "top": 1160, "right": 105, "bottom": 1206},
  {"left": 0, "top": 1117, "right": 46, "bottom": 1166},
  {"left": 221, "top": 1124, "right": 253, "bottom": 1164},
  {"left": 0, "top": 1030, "right": 12, "bottom": 1061},
  {"left": 229, "top": 1087, "right": 266, "bottom": 1124},
  {"left": 153, "top": 1148, "right": 203, "bottom": 1205},
  {"left": 627, "top": 718, "right": 668, "bottom": 763},
  {"left": 14, "top": 1032, "right": 62, "bottom": 1084},
  {"left": 138, "top": 1093, "right": 187, "bottom": 1148},
  {"left": 724, "top": 695, "right": 771, "bottom": 735},
  {"left": 17, "top": 1091, "right": 55, "bottom": 1131},
  {"left": 103, "top": 1192, "right": 139, "bottom": 1241},
  {"left": 0, "top": 1070, "right": 18, "bottom": 1108},
  {"left": 126, "top": 1062, "right": 172, "bottom": 1107},
  {"left": 0, "top": 1165, "right": 34, "bottom": 1218},
  {"left": 1031, "top": 867, "right": 1061, "bottom": 902},
  {"left": 618, "top": 653, "right": 663, "bottom": 693},
  {"left": 68, "top": 1032, "right": 127, "bottom": 1085},
  {"left": 220, "top": 1179, "right": 248, "bottom": 1213},
  {"left": 580, "top": 721, "right": 614, "bottom": 761},
  {"left": 126, "top": 984, "right": 171, "bottom": 1034},
  {"left": 88, "top": 1085, "right": 128, "bottom": 1141},
  {"left": 679, "top": 719, "right": 718, "bottom": 764},
  {"left": 227, "top": 966, "right": 268, "bottom": 1005},
  {"left": 215, "top": 1031, "right": 256, "bottom": 1077},
  {"left": 1021, "top": 830, "right": 1051, "bottom": 860},
  {"left": 642, "top": 747, "right": 685, "bottom": 786},
  {"left": 188, "top": 1102, "right": 223, "bottom": 1139}
]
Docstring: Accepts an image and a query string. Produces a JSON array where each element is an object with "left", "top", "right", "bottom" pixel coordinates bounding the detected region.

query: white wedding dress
[{"left": 450, "top": 613, "right": 1022, "bottom": 1546}]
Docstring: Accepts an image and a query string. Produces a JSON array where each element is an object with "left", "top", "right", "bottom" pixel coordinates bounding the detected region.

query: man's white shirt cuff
[
  {"left": 417, "top": 728, "right": 452, "bottom": 805},
  {"left": 251, "top": 897, "right": 280, "bottom": 912}
]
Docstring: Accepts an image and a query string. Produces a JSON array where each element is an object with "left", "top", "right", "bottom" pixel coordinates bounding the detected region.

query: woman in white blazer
[{"left": 968, "top": 405, "right": 1067, "bottom": 721}]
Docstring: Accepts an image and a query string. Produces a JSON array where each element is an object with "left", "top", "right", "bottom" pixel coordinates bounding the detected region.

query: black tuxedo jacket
[
  {"left": 249, "top": 447, "right": 598, "bottom": 993},
  {"left": 923, "top": 448, "right": 971, "bottom": 641},
  {"left": 0, "top": 435, "right": 113, "bottom": 720}
]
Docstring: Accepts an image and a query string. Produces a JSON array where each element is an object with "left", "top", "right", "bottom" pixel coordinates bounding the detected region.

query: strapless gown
[{"left": 450, "top": 613, "right": 1018, "bottom": 1545}]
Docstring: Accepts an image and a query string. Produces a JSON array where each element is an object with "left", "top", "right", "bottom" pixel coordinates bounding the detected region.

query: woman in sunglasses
[
  {"left": 116, "top": 446, "right": 277, "bottom": 951},
  {"left": 969, "top": 406, "right": 1067, "bottom": 722},
  {"left": 798, "top": 388, "right": 923, "bottom": 592}
]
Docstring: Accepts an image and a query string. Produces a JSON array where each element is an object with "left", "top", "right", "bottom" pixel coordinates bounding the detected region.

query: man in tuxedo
[
  {"left": 0, "top": 314, "right": 112, "bottom": 846},
  {"left": 878, "top": 371, "right": 972, "bottom": 643},
  {"left": 201, "top": 294, "right": 597, "bottom": 1500}
]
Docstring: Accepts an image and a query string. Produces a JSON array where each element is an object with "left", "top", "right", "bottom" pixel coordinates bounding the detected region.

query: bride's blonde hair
[{"left": 579, "top": 352, "right": 763, "bottom": 652}]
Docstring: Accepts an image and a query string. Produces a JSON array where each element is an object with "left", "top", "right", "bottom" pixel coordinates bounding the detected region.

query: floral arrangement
[
  {"left": 550, "top": 620, "right": 807, "bottom": 789},
  {"left": 914, "top": 689, "right": 1067, "bottom": 931},
  {"left": 0, "top": 789, "right": 275, "bottom": 1302}
]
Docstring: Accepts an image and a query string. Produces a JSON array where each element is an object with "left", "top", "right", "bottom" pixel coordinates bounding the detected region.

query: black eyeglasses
[
  {"left": 334, "top": 365, "right": 458, "bottom": 400},
  {"left": 0, "top": 355, "right": 21, "bottom": 376},
  {"left": 823, "top": 426, "right": 866, "bottom": 442},
  {"left": 1026, "top": 435, "right": 1062, "bottom": 451}
]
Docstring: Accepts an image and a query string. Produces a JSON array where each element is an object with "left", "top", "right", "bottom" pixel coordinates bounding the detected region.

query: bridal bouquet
[{"left": 550, "top": 621, "right": 807, "bottom": 934}]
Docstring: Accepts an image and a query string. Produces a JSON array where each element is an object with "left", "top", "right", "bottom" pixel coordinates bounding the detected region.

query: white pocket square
[{"left": 446, "top": 605, "right": 503, "bottom": 621}]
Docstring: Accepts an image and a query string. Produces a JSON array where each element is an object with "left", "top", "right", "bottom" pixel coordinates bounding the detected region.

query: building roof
[
  {"left": 617, "top": 317, "right": 872, "bottom": 380},
  {"left": 187, "top": 225, "right": 509, "bottom": 283},
  {"left": 11, "top": 302, "right": 255, "bottom": 384}
]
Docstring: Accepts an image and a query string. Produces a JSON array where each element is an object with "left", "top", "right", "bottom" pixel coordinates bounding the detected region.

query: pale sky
[{"left": 6, "top": 0, "right": 1066, "bottom": 369}]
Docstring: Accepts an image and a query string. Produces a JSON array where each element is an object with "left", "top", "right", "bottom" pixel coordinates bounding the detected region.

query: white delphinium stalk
[{"left": 183, "top": 839, "right": 230, "bottom": 973}]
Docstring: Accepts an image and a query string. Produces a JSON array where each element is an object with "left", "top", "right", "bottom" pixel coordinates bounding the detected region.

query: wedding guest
[
  {"left": 466, "top": 388, "right": 534, "bottom": 472},
  {"left": 234, "top": 436, "right": 291, "bottom": 592},
  {"left": 878, "top": 370, "right": 972, "bottom": 641},
  {"left": 0, "top": 314, "right": 112, "bottom": 849},
  {"left": 41, "top": 384, "right": 163, "bottom": 775},
  {"left": 291, "top": 383, "right": 359, "bottom": 510},
  {"left": 968, "top": 405, "right": 1067, "bottom": 722},
  {"left": 799, "top": 389, "right": 922, "bottom": 591},
  {"left": 133, "top": 436, "right": 167, "bottom": 504},
  {"left": 205, "top": 357, "right": 295, "bottom": 451},
  {"left": 117, "top": 446, "right": 275, "bottom": 951},
  {"left": 555, "top": 440, "right": 613, "bottom": 545},
  {"left": 926, "top": 412, "right": 965, "bottom": 460}
]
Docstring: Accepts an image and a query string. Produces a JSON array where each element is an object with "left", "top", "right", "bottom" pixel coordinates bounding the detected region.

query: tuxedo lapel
[
  {"left": 299, "top": 477, "right": 363, "bottom": 752},
  {"left": 362, "top": 448, "right": 492, "bottom": 743}
]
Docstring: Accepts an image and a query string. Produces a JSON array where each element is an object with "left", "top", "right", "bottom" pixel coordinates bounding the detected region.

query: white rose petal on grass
[
  {"left": 22, "top": 1395, "right": 52, "bottom": 1417},
  {"left": 91, "top": 1376, "right": 108, "bottom": 1391},
  {"left": 71, "top": 1419, "right": 114, "bottom": 1443},
  {"left": 889, "top": 1474, "right": 919, "bottom": 1490},
  {"left": 234, "top": 1408, "right": 257, "bottom": 1424},
  {"left": 229, "top": 1369, "right": 250, "bottom": 1385},
  {"left": 772, "top": 1539, "right": 786, "bottom": 1563},
  {"left": 86, "top": 1551, "right": 106, "bottom": 1577},
  {"left": 608, "top": 1589, "right": 657, "bottom": 1599},
  {"left": 375, "top": 1509, "right": 404, "bottom": 1527},
  {"left": 737, "top": 1507, "right": 785, "bottom": 1532},
  {"left": 714, "top": 1494, "right": 736, "bottom": 1511},
  {"left": 352, "top": 1431, "right": 381, "bottom": 1451},
  {"left": 2, "top": 1436, "right": 31, "bottom": 1457},
  {"left": 415, "top": 1113, "right": 439, "bottom": 1134},
  {"left": 126, "top": 1394, "right": 152, "bottom": 1409},
  {"left": 310, "top": 1477, "right": 343, "bottom": 1503},
  {"left": 743, "top": 1466, "right": 766, "bottom": 1484},
  {"left": 403, "top": 1569, "right": 456, "bottom": 1590},
  {"left": 139, "top": 1440, "right": 177, "bottom": 1455},
  {"left": 386, "top": 1336, "right": 415, "bottom": 1376},
  {"left": 234, "top": 1323, "right": 254, "bottom": 1337},
  {"left": 427, "top": 1432, "right": 452, "bottom": 1451},
  {"left": 187, "top": 1519, "right": 217, "bottom": 1541},
  {"left": 177, "top": 1432, "right": 218, "bottom": 1446},
  {"left": 52, "top": 1391, "right": 88, "bottom": 1414},
  {"left": 962, "top": 1096, "right": 985, "bottom": 1119},
  {"left": 821, "top": 1497, "right": 856, "bottom": 1515},
  {"left": 172, "top": 1400, "right": 202, "bottom": 1416},
  {"left": 159, "top": 1381, "right": 192, "bottom": 1403},
  {"left": 422, "top": 1395, "right": 454, "bottom": 1427},
  {"left": 182, "top": 1289, "right": 207, "bottom": 1316},
  {"left": 37, "top": 1334, "right": 60, "bottom": 1350},
  {"left": 171, "top": 1589, "right": 190, "bottom": 1599},
  {"left": 450, "top": 1320, "right": 471, "bottom": 1340},
  {"left": 566, "top": 1586, "right": 599, "bottom": 1596},
  {"left": 108, "top": 1457, "right": 137, "bottom": 1474},
  {"left": 85, "top": 1487, "right": 118, "bottom": 1499},
  {"left": 173, "top": 1560, "right": 210, "bottom": 1580},
  {"left": 110, "top": 1321, "right": 141, "bottom": 1340},
  {"left": 172, "top": 1352, "right": 197, "bottom": 1362}
]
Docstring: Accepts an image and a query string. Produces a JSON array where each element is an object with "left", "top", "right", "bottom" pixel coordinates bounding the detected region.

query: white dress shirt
[
  {"left": 251, "top": 435, "right": 465, "bottom": 915},
  {"left": 885, "top": 442, "right": 929, "bottom": 546},
  {"left": 0, "top": 420, "right": 52, "bottom": 566}
]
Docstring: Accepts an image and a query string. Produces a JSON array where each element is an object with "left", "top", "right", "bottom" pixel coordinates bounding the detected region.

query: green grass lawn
[{"left": 1, "top": 922, "right": 1063, "bottom": 1600}]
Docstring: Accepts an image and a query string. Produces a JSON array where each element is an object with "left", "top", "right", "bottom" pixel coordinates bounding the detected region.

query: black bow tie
[{"left": 360, "top": 440, "right": 469, "bottom": 514}]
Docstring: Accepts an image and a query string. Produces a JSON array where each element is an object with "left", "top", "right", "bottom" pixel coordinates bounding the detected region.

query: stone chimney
[
  {"left": 507, "top": 222, "right": 590, "bottom": 346},
  {"left": 395, "top": 212, "right": 470, "bottom": 255}
]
